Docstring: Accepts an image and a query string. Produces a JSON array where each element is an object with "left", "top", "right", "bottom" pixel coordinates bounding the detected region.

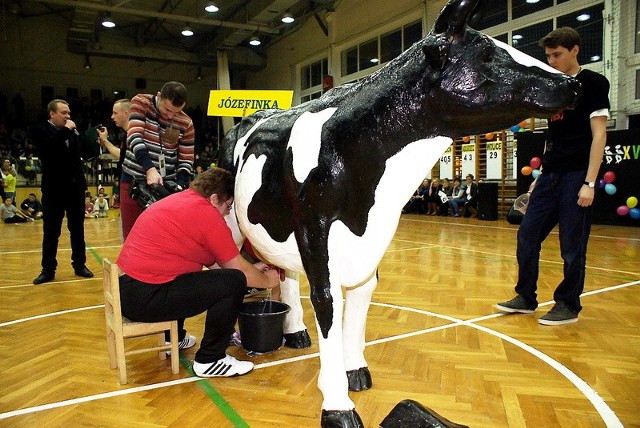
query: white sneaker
[
  {"left": 192, "top": 355, "right": 254, "bottom": 378},
  {"left": 166, "top": 333, "right": 197, "bottom": 355}
]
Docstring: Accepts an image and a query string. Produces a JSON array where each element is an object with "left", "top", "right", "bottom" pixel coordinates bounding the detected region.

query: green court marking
[
  {"left": 87, "top": 243, "right": 248, "bottom": 427},
  {"left": 179, "top": 355, "right": 250, "bottom": 428},
  {"left": 87, "top": 244, "right": 102, "bottom": 264}
]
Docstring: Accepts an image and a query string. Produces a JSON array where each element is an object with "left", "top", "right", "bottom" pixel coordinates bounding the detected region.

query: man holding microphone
[{"left": 28, "top": 99, "right": 94, "bottom": 284}]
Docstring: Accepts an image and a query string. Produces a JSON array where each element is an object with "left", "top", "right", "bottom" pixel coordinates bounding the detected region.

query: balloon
[
  {"left": 531, "top": 169, "right": 540, "bottom": 179},
  {"left": 519, "top": 121, "right": 528, "bottom": 129},
  {"left": 25, "top": 165, "right": 32, "bottom": 171},
  {"left": 616, "top": 205, "right": 630, "bottom": 216},
  {"left": 627, "top": 196, "right": 638, "bottom": 209},
  {"left": 604, "top": 183, "right": 617, "bottom": 195},
  {"left": 485, "top": 132, "right": 495, "bottom": 140},
  {"left": 510, "top": 125, "right": 520, "bottom": 132},
  {"left": 210, "top": 162, "right": 217, "bottom": 168},
  {"left": 603, "top": 171, "right": 616, "bottom": 183},
  {"left": 462, "top": 136, "right": 470, "bottom": 143},
  {"left": 598, "top": 179, "right": 605, "bottom": 189},
  {"left": 529, "top": 157, "right": 541, "bottom": 169},
  {"left": 521, "top": 166, "right": 532, "bottom": 176},
  {"left": 630, "top": 208, "right": 640, "bottom": 220}
]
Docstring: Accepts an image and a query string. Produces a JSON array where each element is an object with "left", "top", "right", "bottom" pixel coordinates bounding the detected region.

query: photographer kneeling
[{"left": 117, "top": 168, "right": 279, "bottom": 377}]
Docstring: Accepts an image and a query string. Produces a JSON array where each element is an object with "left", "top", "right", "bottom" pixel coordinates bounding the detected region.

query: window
[
  {"left": 512, "top": 0, "right": 553, "bottom": 20},
  {"left": 341, "top": 20, "right": 423, "bottom": 77},
  {"left": 557, "top": 4, "right": 605, "bottom": 65},
  {"left": 300, "top": 58, "right": 329, "bottom": 102},
  {"left": 512, "top": 20, "right": 553, "bottom": 63},
  {"left": 475, "top": 0, "right": 507, "bottom": 30}
]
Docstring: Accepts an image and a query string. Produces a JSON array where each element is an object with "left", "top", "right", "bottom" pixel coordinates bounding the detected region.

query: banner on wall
[
  {"left": 208, "top": 90, "right": 294, "bottom": 117},
  {"left": 461, "top": 143, "right": 476, "bottom": 178},
  {"left": 486, "top": 139, "right": 502, "bottom": 179},
  {"left": 439, "top": 145, "right": 454, "bottom": 179}
]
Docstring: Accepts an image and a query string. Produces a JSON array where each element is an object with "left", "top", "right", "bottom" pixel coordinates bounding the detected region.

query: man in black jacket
[{"left": 28, "top": 99, "right": 94, "bottom": 284}]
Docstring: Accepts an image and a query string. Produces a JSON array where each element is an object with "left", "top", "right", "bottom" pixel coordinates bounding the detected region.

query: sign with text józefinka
[{"left": 208, "top": 90, "right": 294, "bottom": 117}]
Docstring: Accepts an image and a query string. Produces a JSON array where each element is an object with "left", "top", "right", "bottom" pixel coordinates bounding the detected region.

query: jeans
[
  {"left": 449, "top": 197, "right": 467, "bottom": 215},
  {"left": 515, "top": 170, "right": 592, "bottom": 313},
  {"left": 119, "top": 269, "right": 247, "bottom": 363}
]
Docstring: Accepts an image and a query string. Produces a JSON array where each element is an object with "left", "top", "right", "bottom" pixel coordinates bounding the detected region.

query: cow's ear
[
  {"left": 432, "top": 0, "right": 481, "bottom": 37},
  {"left": 423, "top": 41, "right": 449, "bottom": 72}
]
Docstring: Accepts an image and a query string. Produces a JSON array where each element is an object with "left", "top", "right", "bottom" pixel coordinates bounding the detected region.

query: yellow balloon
[{"left": 627, "top": 196, "right": 638, "bottom": 209}]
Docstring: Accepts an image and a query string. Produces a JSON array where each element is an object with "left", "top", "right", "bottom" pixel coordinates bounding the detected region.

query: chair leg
[
  {"left": 157, "top": 333, "right": 167, "bottom": 361},
  {"left": 106, "top": 327, "right": 118, "bottom": 369},
  {"left": 169, "top": 322, "right": 180, "bottom": 374},
  {"left": 114, "top": 331, "right": 128, "bottom": 385}
]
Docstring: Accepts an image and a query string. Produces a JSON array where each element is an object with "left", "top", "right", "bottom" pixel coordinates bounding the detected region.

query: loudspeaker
[
  {"left": 135, "top": 78, "right": 147, "bottom": 89},
  {"left": 477, "top": 182, "right": 498, "bottom": 221}
]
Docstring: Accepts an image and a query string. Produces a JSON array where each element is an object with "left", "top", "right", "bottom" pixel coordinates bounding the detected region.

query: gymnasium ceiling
[{"left": 6, "top": 0, "right": 337, "bottom": 70}]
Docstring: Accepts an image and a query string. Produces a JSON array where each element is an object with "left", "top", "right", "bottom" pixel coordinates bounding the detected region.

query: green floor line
[{"left": 179, "top": 355, "right": 250, "bottom": 428}]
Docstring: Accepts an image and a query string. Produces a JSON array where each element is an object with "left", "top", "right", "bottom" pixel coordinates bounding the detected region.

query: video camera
[{"left": 129, "top": 180, "right": 184, "bottom": 210}]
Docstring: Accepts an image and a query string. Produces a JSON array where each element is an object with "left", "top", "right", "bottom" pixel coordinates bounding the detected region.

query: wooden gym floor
[{"left": 0, "top": 210, "right": 638, "bottom": 427}]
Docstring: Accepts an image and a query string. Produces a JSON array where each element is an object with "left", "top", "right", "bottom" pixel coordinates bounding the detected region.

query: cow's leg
[
  {"left": 343, "top": 272, "right": 376, "bottom": 391},
  {"left": 281, "top": 271, "right": 311, "bottom": 348},
  {"left": 296, "top": 222, "right": 363, "bottom": 427},
  {"left": 315, "top": 276, "right": 363, "bottom": 428}
]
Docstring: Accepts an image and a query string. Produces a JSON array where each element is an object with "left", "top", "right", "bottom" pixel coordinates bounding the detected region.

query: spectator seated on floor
[
  {"left": 1, "top": 197, "right": 33, "bottom": 223},
  {"left": 93, "top": 194, "right": 109, "bottom": 218},
  {"left": 402, "top": 178, "right": 430, "bottom": 214},
  {"left": 426, "top": 178, "right": 442, "bottom": 215},
  {"left": 85, "top": 196, "right": 98, "bottom": 218},
  {"left": 438, "top": 178, "right": 453, "bottom": 216},
  {"left": 21, "top": 193, "right": 43, "bottom": 219},
  {"left": 449, "top": 177, "right": 467, "bottom": 217},
  {"left": 462, "top": 174, "right": 478, "bottom": 218}
]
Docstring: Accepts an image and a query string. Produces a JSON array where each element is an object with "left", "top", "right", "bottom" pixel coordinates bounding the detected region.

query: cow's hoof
[
  {"left": 379, "top": 399, "right": 468, "bottom": 428},
  {"left": 347, "top": 367, "right": 372, "bottom": 391},
  {"left": 283, "top": 330, "right": 312, "bottom": 348},
  {"left": 321, "top": 409, "right": 364, "bottom": 428}
]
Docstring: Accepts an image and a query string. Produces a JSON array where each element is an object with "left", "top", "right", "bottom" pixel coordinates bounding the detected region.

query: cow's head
[{"left": 421, "top": 0, "right": 581, "bottom": 136}]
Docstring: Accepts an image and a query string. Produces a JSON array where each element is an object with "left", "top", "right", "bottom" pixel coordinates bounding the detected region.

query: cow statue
[{"left": 218, "top": 0, "right": 580, "bottom": 426}]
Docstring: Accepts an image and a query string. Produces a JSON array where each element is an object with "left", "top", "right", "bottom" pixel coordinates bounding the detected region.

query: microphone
[{"left": 73, "top": 128, "right": 79, "bottom": 136}]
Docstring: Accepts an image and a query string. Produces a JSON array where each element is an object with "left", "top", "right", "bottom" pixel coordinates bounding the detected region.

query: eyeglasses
[{"left": 225, "top": 201, "right": 232, "bottom": 210}]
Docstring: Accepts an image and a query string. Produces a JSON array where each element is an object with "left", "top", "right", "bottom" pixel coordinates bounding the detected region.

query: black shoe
[
  {"left": 33, "top": 271, "right": 55, "bottom": 285},
  {"left": 74, "top": 266, "right": 94, "bottom": 278}
]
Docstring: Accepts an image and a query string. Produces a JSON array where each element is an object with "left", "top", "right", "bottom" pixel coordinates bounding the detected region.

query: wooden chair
[{"left": 103, "top": 258, "right": 180, "bottom": 384}]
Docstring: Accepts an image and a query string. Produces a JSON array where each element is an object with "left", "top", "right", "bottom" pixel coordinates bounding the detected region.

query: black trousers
[
  {"left": 41, "top": 188, "right": 87, "bottom": 272},
  {"left": 119, "top": 269, "right": 247, "bottom": 363}
]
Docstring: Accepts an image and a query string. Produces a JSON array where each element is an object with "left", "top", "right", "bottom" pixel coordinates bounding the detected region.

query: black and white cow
[{"left": 219, "top": 0, "right": 580, "bottom": 426}]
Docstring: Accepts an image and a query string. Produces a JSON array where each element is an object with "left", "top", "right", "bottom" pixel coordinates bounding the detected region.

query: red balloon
[
  {"left": 521, "top": 166, "right": 532, "bottom": 176},
  {"left": 462, "top": 136, "right": 470, "bottom": 143},
  {"left": 617, "top": 205, "right": 630, "bottom": 216},
  {"left": 519, "top": 121, "right": 528, "bottom": 129},
  {"left": 485, "top": 132, "right": 495, "bottom": 140},
  {"left": 529, "top": 157, "right": 541, "bottom": 169},
  {"left": 603, "top": 171, "right": 616, "bottom": 184}
]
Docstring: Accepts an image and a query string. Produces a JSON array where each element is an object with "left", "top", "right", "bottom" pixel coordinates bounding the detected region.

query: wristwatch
[{"left": 584, "top": 181, "right": 595, "bottom": 188}]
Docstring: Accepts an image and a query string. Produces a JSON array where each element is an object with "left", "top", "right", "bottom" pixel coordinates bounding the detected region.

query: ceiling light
[
  {"left": 196, "top": 66, "right": 203, "bottom": 81},
  {"left": 525, "top": 0, "right": 540, "bottom": 3},
  {"left": 249, "top": 35, "right": 261, "bottom": 46},
  {"left": 512, "top": 34, "right": 523, "bottom": 40},
  {"left": 591, "top": 55, "right": 601, "bottom": 61},
  {"left": 204, "top": 2, "right": 219, "bottom": 13},
  {"left": 281, "top": 12, "right": 295, "bottom": 24},
  {"left": 101, "top": 14, "right": 115, "bottom": 28},
  {"left": 370, "top": 58, "right": 379, "bottom": 63},
  {"left": 576, "top": 13, "right": 591, "bottom": 22},
  {"left": 84, "top": 55, "right": 92, "bottom": 69},
  {"left": 182, "top": 25, "right": 194, "bottom": 37}
]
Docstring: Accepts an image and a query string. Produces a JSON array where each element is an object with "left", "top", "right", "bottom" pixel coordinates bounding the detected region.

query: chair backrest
[{"left": 103, "top": 259, "right": 123, "bottom": 327}]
